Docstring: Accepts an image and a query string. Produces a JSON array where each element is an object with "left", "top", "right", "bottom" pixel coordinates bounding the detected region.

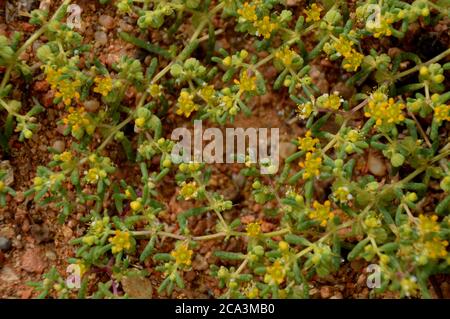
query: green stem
[{"left": 392, "top": 48, "right": 450, "bottom": 81}]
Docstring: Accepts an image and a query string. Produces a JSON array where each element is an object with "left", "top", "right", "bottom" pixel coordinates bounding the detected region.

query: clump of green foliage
[{"left": 1, "top": 0, "right": 449, "bottom": 299}]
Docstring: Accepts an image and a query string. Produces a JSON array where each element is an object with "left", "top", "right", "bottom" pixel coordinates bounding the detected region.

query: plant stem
[{"left": 392, "top": 48, "right": 450, "bottom": 81}]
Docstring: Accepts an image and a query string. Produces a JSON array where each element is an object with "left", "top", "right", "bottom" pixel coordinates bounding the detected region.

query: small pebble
[
  {"left": 0, "top": 237, "right": 12, "bottom": 251},
  {"left": 94, "top": 31, "right": 108, "bottom": 46},
  {"left": 52, "top": 140, "right": 65, "bottom": 153},
  {"left": 84, "top": 99, "right": 100, "bottom": 112},
  {"left": 279, "top": 141, "right": 297, "bottom": 160},
  {"left": 99, "top": 15, "right": 114, "bottom": 29},
  {"left": 320, "top": 286, "right": 333, "bottom": 299},
  {"left": 368, "top": 153, "right": 387, "bottom": 177},
  {"left": 45, "top": 250, "right": 57, "bottom": 261}
]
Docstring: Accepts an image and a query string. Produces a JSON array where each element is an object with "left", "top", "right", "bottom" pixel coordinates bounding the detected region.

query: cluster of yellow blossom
[
  {"left": 364, "top": 91, "right": 405, "bottom": 127},
  {"left": 400, "top": 276, "right": 419, "bottom": 297},
  {"left": 198, "top": 85, "right": 216, "bottom": 105},
  {"left": 237, "top": 2, "right": 277, "bottom": 39},
  {"left": 237, "top": 2, "right": 257, "bottom": 22},
  {"left": 264, "top": 259, "right": 286, "bottom": 285},
  {"left": 246, "top": 222, "right": 261, "bottom": 237},
  {"left": 93, "top": 76, "right": 113, "bottom": 97},
  {"left": 84, "top": 154, "right": 113, "bottom": 184},
  {"left": 54, "top": 151, "right": 73, "bottom": 163},
  {"left": 297, "top": 130, "right": 319, "bottom": 153},
  {"left": 308, "top": 200, "right": 334, "bottom": 227},
  {"left": 316, "top": 92, "right": 342, "bottom": 110},
  {"left": 299, "top": 151, "right": 322, "bottom": 179},
  {"left": 330, "top": 36, "right": 364, "bottom": 72},
  {"left": 303, "top": 3, "right": 322, "bottom": 23},
  {"left": 109, "top": 230, "right": 132, "bottom": 254},
  {"left": 366, "top": 14, "right": 394, "bottom": 38},
  {"left": 90, "top": 216, "right": 110, "bottom": 235},
  {"left": 296, "top": 101, "right": 314, "bottom": 120},
  {"left": 44, "top": 65, "right": 81, "bottom": 106},
  {"left": 171, "top": 243, "right": 193, "bottom": 267},
  {"left": 176, "top": 90, "right": 199, "bottom": 118},
  {"left": 148, "top": 84, "right": 163, "bottom": 98},
  {"left": 274, "top": 46, "right": 297, "bottom": 67},
  {"left": 246, "top": 286, "right": 260, "bottom": 298},
  {"left": 422, "top": 237, "right": 448, "bottom": 260},
  {"left": 414, "top": 214, "right": 448, "bottom": 263},
  {"left": 333, "top": 186, "right": 352, "bottom": 203},
  {"left": 235, "top": 70, "right": 257, "bottom": 93},
  {"left": 33, "top": 173, "right": 64, "bottom": 191},
  {"left": 418, "top": 214, "right": 440, "bottom": 235},
  {"left": 434, "top": 104, "right": 450, "bottom": 123},
  {"left": 62, "top": 107, "right": 95, "bottom": 138},
  {"left": 179, "top": 181, "right": 199, "bottom": 200}
]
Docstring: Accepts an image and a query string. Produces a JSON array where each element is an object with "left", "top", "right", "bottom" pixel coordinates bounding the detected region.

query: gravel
[{"left": 0, "top": 237, "right": 12, "bottom": 251}]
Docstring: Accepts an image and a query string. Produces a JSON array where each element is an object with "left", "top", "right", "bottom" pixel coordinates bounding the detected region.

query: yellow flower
[
  {"left": 278, "top": 241, "right": 289, "bottom": 252},
  {"left": 176, "top": 90, "right": 198, "bottom": 118},
  {"left": 342, "top": 50, "right": 364, "bottom": 72},
  {"left": 90, "top": 217, "right": 109, "bottom": 235},
  {"left": 297, "top": 130, "right": 319, "bottom": 152},
  {"left": 85, "top": 167, "right": 107, "bottom": 184},
  {"left": 63, "top": 107, "right": 95, "bottom": 138},
  {"left": 299, "top": 151, "right": 322, "bottom": 179},
  {"left": 93, "top": 76, "right": 113, "bottom": 97},
  {"left": 333, "top": 186, "right": 352, "bottom": 203},
  {"left": 275, "top": 46, "right": 296, "bottom": 67},
  {"left": 171, "top": 243, "right": 193, "bottom": 266},
  {"left": 264, "top": 260, "right": 286, "bottom": 285},
  {"left": 56, "top": 151, "right": 73, "bottom": 163},
  {"left": 346, "top": 129, "right": 360, "bottom": 143},
  {"left": 56, "top": 79, "right": 81, "bottom": 106},
  {"left": 400, "top": 277, "right": 418, "bottom": 297},
  {"left": 317, "top": 92, "right": 342, "bottom": 110},
  {"left": 423, "top": 237, "right": 448, "bottom": 260},
  {"left": 234, "top": 70, "right": 257, "bottom": 92},
  {"left": 364, "top": 92, "right": 405, "bottom": 127},
  {"left": 109, "top": 230, "right": 132, "bottom": 254},
  {"left": 333, "top": 36, "right": 354, "bottom": 57},
  {"left": 0, "top": 181, "right": 4, "bottom": 192},
  {"left": 309, "top": 200, "right": 334, "bottom": 227},
  {"left": 304, "top": 3, "right": 323, "bottom": 23},
  {"left": 44, "top": 66, "right": 63, "bottom": 87},
  {"left": 246, "top": 286, "right": 259, "bottom": 299},
  {"left": 254, "top": 16, "right": 277, "bottom": 39},
  {"left": 296, "top": 101, "right": 314, "bottom": 120},
  {"left": 237, "top": 2, "right": 257, "bottom": 22},
  {"left": 33, "top": 176, "right": 45, "bottom": 190},
  {"left": 434, "top": 104, "right": 450, "bottom": 123},
  {"left": 367, "top": 16, "right": 393, "bottom": 38},
  {"left": 199, "top": 85, "right": 216, "bottom": 104},
  {"left": 418, "top": 214, "right": 440, "bottom": 236},
  {"left": 44, "top": 65, "right": 82, "bottom": 106},
  {"left": 364, "top": 215, "right": 382, "bottom": 228},
  {"left": 148, "top": 84, "right": 162, "bottom": 98},
  {"left": 179, "top": 181, "right": 198, "bottom": 200},
  {"left": 135, "top": 117, "right": 146, "bottom": 128},
  {"left": 246, "top": 222, "right": 261, "bottom": 237},
  {"left": 130, "top": 199, "right": 142, "bottom": 211}
]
